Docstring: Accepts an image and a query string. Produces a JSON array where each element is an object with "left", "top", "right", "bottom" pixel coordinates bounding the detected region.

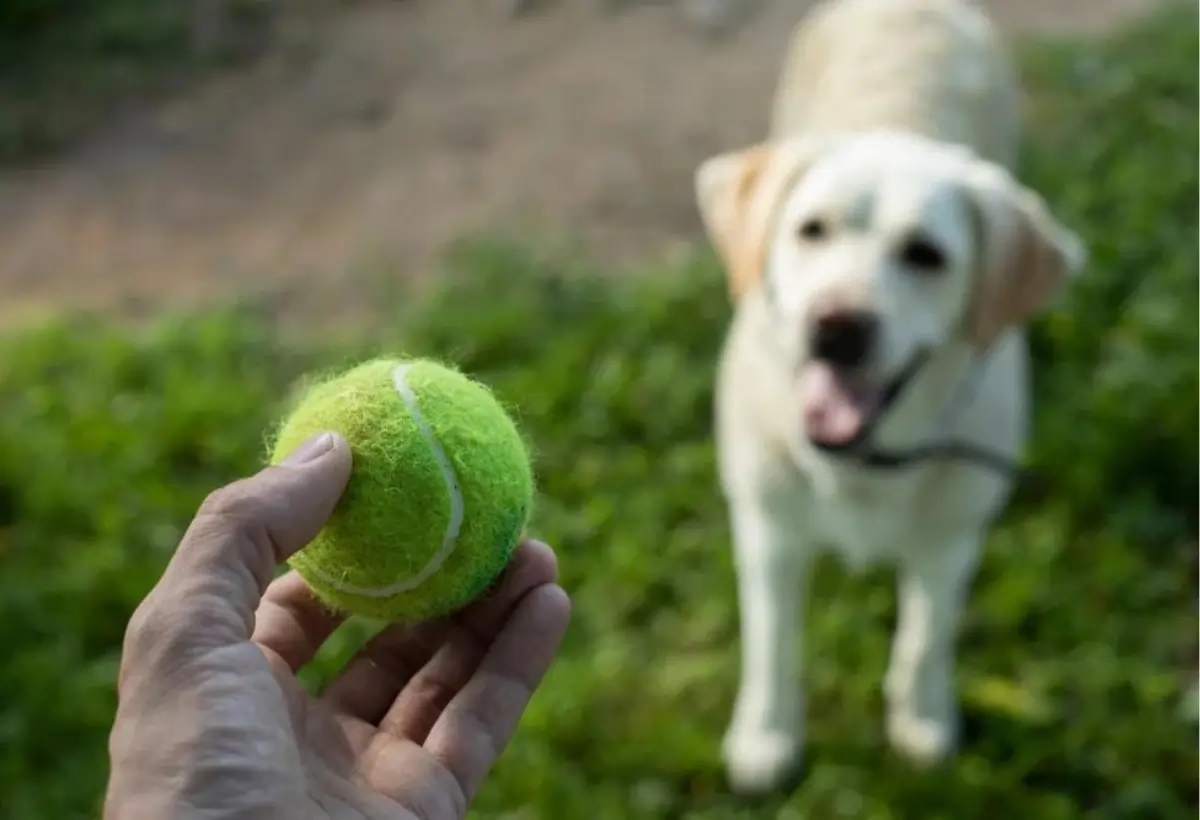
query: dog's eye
[
  {"left": 899, "top": 235, "right": 946, "bottom": 273},
  {"left": 798, "top": 218, "right": 827, "bottom": 241}
]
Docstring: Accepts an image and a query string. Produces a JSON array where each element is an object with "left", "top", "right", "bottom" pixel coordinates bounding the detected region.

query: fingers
[
  {"left": 125, "top": 432, "right": 351, "bottom": 666},
  {"left": 323, "top": 540, "right": 558, "bottom": 728},
  {"left": 321, "top": 620, "right": 449, "bottom": 730},
  {"left": 422, "top": 584, "right": 570, "bottom": 806},
  {"left": 375, "top": 540, "right": 559, "bottom": 743},
  {"left": 357, "top": 736, "right": 468, "bottom": 820},
  {"left": 252, "top": 570, "right": 347, "bottom": 671}
]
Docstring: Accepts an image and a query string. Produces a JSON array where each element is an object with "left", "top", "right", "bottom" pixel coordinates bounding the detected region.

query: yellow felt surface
[{"left": 269, "top": 358, "right": 534, "bottom": 622}]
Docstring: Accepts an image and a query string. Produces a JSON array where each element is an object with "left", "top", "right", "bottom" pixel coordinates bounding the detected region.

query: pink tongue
[{"left": 799, "top": 362, "right": 880, "bottom": 446}]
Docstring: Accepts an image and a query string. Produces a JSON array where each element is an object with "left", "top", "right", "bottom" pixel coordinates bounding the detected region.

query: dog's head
[{"left": 695, "top": 131, "right": 1085, "bottom": 448}]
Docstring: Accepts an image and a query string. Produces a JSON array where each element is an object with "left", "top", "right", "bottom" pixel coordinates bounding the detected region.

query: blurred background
[{"left": 0, "top": 1, "right": 1196, "bottom": 818}]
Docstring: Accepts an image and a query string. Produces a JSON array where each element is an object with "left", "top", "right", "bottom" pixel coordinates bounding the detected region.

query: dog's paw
[
  {"left": 722, "top": 726, "right": 804, "bottom": 796},
  {"left": 885, "top": 706, "right": 958, "bottom": 765}
]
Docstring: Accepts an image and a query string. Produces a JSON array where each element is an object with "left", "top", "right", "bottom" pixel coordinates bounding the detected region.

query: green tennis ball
[{"left": 268, "top": 357, "right": 534, "bottom": 623}]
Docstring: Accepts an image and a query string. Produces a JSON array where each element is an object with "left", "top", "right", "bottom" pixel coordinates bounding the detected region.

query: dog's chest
[{"left": 801, "top": 469, "right": 933, "bottom": 567}]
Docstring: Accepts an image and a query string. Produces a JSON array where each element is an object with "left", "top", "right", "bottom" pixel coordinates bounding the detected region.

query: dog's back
[{"left": 770, "top": 0, "right": 1020, "bottom": 166}]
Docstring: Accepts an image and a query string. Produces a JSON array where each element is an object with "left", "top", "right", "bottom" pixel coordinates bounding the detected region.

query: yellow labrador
[{"left": 694, "top": 0, "right": 1086, "bottom": 795}]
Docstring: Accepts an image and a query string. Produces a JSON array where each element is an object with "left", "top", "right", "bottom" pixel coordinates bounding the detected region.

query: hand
[{"left": 104, "top": 432, "right": 571, "bottom": 820}]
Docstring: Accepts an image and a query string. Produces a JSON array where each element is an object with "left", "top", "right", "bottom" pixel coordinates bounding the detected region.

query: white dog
[{"left": 693, "top": 0, "right": 1086, "bottom": 795}]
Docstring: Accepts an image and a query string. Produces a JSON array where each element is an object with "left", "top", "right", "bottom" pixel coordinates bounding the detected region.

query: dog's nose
[{"left": 810, "top": 309, "right": 878, "bottom": 369}]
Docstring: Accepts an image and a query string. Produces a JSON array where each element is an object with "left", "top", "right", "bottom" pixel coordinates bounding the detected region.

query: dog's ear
[
  {"left": 695, "top": 138, "right": 828, "bottom": 301},
  {"left": 963, "top": 162, "right": 1086, "bottom": 347}
]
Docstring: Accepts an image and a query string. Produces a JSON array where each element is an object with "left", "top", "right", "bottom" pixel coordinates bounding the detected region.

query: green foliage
[
  {"left": 0, "top": 0, "right": 272, "bottom": 161},
  {"left": 1017, "top": 4, "right": 1199, "bottom": 531},
  {"left": 1, "top": 7, "right": 1196, "bottom": 819}
]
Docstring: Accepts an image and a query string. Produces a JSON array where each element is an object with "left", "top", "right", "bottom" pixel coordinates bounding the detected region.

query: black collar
[{"left": 808, "top": 347, "right": 1025, "bottom": 479}]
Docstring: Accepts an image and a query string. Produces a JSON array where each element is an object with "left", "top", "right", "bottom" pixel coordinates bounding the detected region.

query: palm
[
  {"left": 263, "top": 673, "right": 434, "bottom": 820},
  {"left": 243, "top": 542, "right": 566, "bottom": 820}
]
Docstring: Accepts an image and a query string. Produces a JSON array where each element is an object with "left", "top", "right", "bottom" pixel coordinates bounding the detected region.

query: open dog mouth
[
  {"left": 798, "top": 349, "right": 931, "bottom": 450},
  {"left": 799, "top": 361, "right": 885, "bottom": 447}
]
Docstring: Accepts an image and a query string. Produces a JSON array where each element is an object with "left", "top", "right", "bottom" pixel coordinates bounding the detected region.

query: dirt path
[{"left": 0, "top": 0, "right": 1158, "bottom": 324}]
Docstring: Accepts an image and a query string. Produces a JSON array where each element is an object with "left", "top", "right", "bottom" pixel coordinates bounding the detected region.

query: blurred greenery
[
  {"left": 0, "top": 0, "right": 275, "bottom": 161},
  {"left": 1, "top": 5, "right": 1197, "bottom": 819}
]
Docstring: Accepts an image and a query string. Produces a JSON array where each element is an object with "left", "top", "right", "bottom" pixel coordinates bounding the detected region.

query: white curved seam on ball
[{"left": 300, "top": 364, "right": 465, "bottom": 598}]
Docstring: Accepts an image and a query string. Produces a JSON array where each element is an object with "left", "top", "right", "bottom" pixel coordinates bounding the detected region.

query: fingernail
[{"left": 281, "top": 432, "right": 335, "bottom": 466}]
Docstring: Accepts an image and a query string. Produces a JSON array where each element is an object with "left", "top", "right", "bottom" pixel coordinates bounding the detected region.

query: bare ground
[{"left": 0, "top": 0, "right": 1159, "bottom": 324}]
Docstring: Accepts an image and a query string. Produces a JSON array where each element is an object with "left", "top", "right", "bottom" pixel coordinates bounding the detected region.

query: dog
[{"left": 693, "top": 0, "right": 1086, "bottom": 796}]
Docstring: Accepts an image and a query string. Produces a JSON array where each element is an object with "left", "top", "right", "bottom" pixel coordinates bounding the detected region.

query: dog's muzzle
[{"left": 807, "top": 346, "right": 1023, "bottom": 477}]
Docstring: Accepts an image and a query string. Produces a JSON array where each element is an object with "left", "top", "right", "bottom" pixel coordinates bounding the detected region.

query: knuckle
[
  {"left": 193, "top": 479, "right": 280, "bottom": 569},
  {"left": 121, "top": 589, "right": 241, "bottom": 679},
  {"left": 197, "top": 479, "right": 268, "bottom": 528},
  {"left": 120, "top": 593, "right": 191, "bottom": 675},
  {"left": 122, "top": 596, "right": 163, "bottom": 661}
]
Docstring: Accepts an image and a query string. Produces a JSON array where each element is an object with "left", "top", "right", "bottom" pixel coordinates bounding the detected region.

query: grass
[{"left": 0, "top": 5, "right": 1197, "bottom": 819}]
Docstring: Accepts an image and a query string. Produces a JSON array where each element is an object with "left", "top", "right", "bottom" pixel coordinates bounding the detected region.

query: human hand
[{"left": 104, "top": 432, "right": 570, "bottom": 819}]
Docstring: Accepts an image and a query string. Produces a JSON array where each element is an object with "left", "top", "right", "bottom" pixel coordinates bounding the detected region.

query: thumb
[{"left": 150, "top": 431, "right": 352, "bottom": 648}]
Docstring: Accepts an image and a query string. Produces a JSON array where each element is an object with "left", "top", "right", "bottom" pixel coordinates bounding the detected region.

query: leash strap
[
  {"left": 832, "top": 438, "right": 1026, "bottom": 478},
  {"left": 811, "top": 347, "right": 1025, "bottom": 479}
]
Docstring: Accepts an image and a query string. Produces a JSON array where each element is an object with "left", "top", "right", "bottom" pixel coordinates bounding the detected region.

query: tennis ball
[{"left": 268, "top": 357, "right": 534, "bottom": 623}]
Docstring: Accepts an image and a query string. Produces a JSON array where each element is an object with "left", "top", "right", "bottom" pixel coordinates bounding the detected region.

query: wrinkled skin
[{"left": 105, "top": 432, "right": 571, "bottom": 820}]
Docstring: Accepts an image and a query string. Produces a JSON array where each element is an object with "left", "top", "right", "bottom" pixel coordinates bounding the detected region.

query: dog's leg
[
  {"left": 723, "top": 490, "right": 809, "bottom": 795},
  {"left": 884, "top": 537, "right": 980, "bottom": 764}
]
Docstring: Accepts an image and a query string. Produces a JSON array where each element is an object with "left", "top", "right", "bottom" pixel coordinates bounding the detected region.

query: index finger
[
  {"left": 252, "top": 570, "right": 347, "bottom": 672},
  {"left": 322, "top": 539, "right": 559, "bottom": 726}
]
